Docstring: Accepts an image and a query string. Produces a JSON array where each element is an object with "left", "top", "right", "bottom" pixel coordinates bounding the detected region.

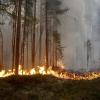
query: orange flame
[{"left": 0, "top": 64, "right": 100, "bottom": 80}]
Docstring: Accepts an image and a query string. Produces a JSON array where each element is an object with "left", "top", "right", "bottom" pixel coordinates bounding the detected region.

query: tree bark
[
  {"left": 45, "top": 0, "right": 49, "bottom": 69},
  {"left": 32, "top": 0, "right": 36, "bottom": 67},
  {"left": 15, "top": 0, "right": 22, "bottom": 75}
]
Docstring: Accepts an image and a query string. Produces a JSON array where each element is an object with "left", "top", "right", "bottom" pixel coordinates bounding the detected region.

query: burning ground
[{"left": 0, "top": 75, "right": 100, "bottom": 100}]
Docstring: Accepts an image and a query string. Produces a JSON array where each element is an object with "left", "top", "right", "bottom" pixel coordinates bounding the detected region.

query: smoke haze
[
  {"left": 1, "top": 0, "right": 100, "bottom": 71},
  {"left": 59, "top": 0, "right": 100, "bottom": 71}
]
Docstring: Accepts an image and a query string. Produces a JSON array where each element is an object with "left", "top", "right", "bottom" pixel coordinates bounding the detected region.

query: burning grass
[
  {"left": 0, "top": 65, "right": 100, "bottom": 80},
  {"left": 0, "top": 75, "right": 100, "bottom": 100}
]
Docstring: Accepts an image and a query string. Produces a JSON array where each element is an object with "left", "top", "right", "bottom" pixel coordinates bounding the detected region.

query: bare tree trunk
[
  {"left": 49, "top": 37, "right": 52, "bottom": 66},
  {"left": 52, "top": 38, "right": 55, "bottom": 67},
  {"left": 39, "top": 26, "right": 42, "bottom": 65},
  {"left": 32, "top": 0, "right": 37, "bottom": 67},
  {"left": 48, "top": 15, "right": 53, "bottom": 66},
  {"left": 39, "top": 0, "right": 43, "bottom": 65},
  {"left": 12, "top": 20, "right": 16, "bottom": 72},
  {"left": 0, "top": 29, "right": 3, "bottom": 70},
  {"left": 15, "top": 0, "right": 22, "bottom": 75},
  {"left": 26, "top": 25, "right": 29, "bottom": 67},
  {"left": 55, "top": 45, "right": 58, "bottom": 67},
  {"left": 45, "top": 0, "right": 49, "bottom": 69},
  {"left": 12, "top": 1, "right": 17, "bottom": 72},
  {"left": 20, "top": 0, "right": 28, "bottom": 73}
]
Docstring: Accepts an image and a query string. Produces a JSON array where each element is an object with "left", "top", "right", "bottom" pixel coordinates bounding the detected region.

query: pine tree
[
  {"left": 14, "top": 0, "right": 22, "bottom": 75},
  {"left": 32, "top": 0, "right": 37, "bottom": 67}
]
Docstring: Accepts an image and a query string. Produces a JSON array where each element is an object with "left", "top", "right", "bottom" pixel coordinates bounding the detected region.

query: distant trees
[
  {"left": 0, "top": 0, "right": 66, "bottom": 74},
  {"left": 87, "top": 40, "right": 92, "bottom": 71},
  {"left": 44, "top": 0, "right": 68, "bottom": 68}
]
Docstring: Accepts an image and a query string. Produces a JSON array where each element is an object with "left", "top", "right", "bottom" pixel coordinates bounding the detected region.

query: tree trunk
[
  {"left": 12, "top": 1, "right": 17, "bottom": 72},
  {"left": 45, "top": 0, "right": 49, "bottom": 69},
  {"left": 20, "top": 0, "right": 28, "bottom": 73},
  {"left": 39, "top": 0, "right": 43, "bottom": 65},
  {"left": 0, "top": 29, "right": 3, "bottom": 70},
  {"left": 32, "top": 0, "right": 36, "bottom": 67},
  {"left": 15, "top": 0, "right": 22, "bottom": 75}
]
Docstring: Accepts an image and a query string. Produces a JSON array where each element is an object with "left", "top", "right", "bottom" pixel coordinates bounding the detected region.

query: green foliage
[{"left": 47, "top": 0, "right": 68, "bottom": 59}]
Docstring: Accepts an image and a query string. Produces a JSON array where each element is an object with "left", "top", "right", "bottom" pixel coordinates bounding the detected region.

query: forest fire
[{"left": 0, "top": 65, "right": 100, "bottom": 80}]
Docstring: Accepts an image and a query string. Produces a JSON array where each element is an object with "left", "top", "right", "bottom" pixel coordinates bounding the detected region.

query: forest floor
[{"left": 0, "top": 75, "right": 100, "bottom": 100}]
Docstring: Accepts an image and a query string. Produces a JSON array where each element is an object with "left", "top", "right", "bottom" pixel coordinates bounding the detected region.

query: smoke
[
  {"left": 59, "top": 0, "right": 100, "bottom": 71},
  {"left": 1, "top": 0, "right": 100, "bottom": 71}
]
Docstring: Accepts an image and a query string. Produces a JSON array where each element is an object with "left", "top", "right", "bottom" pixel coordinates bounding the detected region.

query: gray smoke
[
  {"left": 59, "top": 0, "right": 100, "bottom": 71},
  {"left": 1, "top": 0, "right": 100, "bottom": 71}
]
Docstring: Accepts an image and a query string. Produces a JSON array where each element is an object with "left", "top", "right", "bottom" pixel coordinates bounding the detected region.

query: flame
[{"left": 0, "top": 64, "right": 100, "bottom": 80}]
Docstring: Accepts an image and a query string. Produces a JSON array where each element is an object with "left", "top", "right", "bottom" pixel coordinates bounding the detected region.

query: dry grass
[{"left": 0, "top": 75, "right": 100, "bottom": 100}]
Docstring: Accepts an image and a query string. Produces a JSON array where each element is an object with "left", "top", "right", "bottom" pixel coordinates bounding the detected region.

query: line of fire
[{"left": 0, "top": 0, "right": 100, "bottom": 80}]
